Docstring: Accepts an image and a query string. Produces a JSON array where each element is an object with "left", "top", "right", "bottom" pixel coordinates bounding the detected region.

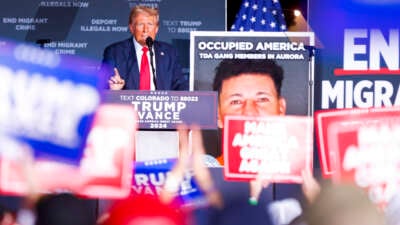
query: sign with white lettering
[
  {"left": 223, "top": 115, "right": 313, "bottom": 183},
  {"left": 190, "top": 31, "right": 315, "bottom": 116},
  {"left": 0, "top": 104, "right": 137, "bottom": 198},
  {"left": 190, "top": 32, "right": 315, "bottom": 158},
  {"left": 0, "top": 0, "right": 225, "bottom": 75},
  {"left": 318, "top": 106, "right": 400, "bottom": 207},
  {"left": 309, "top": 1, "right": 400, "bottom": 110},
  {"left": 104, "top": 90, "right": 217, "bottom": 129},
  {"left": 315, "top": 106, "right": 400, "bottom": 178},
  {"left": 133, "top": 159, "right": 207, "bottom": 208},
  {"left": 0, "top": 38, "right": 105, "bottom": 164}
]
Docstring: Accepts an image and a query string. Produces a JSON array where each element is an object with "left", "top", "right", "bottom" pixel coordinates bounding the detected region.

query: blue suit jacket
[{"left": 102, "top": 37, "right": 188, "bottom": 90}]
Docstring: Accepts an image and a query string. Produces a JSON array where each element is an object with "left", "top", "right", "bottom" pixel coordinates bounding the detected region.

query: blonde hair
[{"left": 129, "top": 5, "right": 159, "bottom": 25}]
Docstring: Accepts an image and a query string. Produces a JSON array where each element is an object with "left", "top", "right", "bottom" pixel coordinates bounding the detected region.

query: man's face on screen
[
  {"left": 129, "top": 12, "right": 159, "bottom": 46},
  {"left": 217, "top": 73, "right": 286, "bottom": 128}
]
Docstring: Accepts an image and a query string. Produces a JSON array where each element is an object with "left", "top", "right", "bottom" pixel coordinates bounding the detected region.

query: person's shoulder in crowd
[{"left": 35, "top": 193, "right": 96, "bottom": 225}]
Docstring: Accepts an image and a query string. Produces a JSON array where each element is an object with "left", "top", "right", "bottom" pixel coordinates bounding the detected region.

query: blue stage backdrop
[
  {"left": 309, "top": 0, "right": 400, "bottom": 111},
  {"left": 0, "top": 0, "right": 226, "bottom": 73}
]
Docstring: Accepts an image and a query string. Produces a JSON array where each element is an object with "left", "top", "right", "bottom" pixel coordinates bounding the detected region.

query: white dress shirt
[{"left": 133, "top": 38, "right": 156, "bottom": 90}]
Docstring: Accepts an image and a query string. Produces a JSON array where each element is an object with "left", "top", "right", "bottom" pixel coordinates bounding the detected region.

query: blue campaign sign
[
  {"left": 133, "top": 159, "right": 208, "bottom": 208},
  {"left": 0, "top": 38, "right": 105, "bottom": 164},
  {"left": 104, "top": 90, "right": 218, "bottom": 129},
  {"left": 309, "top": 0, "right": 400, "bottom": 110}
]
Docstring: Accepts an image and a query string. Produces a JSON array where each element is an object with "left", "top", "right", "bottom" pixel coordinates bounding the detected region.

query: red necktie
[{"left": 139, "top": 47, "right": 150, "bottom": 90}]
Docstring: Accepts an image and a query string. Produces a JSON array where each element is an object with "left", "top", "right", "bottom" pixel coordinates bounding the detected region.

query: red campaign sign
[
  {"left": 0, "top": 104, "right": 137, "bottom": 198},
  {"left": 325, "top": 106, "right": 400, "bottom": 207},
  {"left": 223, "top": 115, "right": 313, "bottom": 183},
  {"left": 315, "top": 106, "right": 400, "bottom": 178},
  {"left": 315, "top": 108, "right": 352, "bottom": 178},
  {"left": 315, "top": 108, "right": 375, "bottom": 177}
]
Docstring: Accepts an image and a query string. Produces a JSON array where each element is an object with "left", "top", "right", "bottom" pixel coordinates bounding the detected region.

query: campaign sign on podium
[
  {"left": 0, "top": 104, "right": 136, "bottom": 198},
  {"left": 0, "top": 38, "right": 105, "bottom": 164},
  {"left": 223, "top": 115, "right": 313, "bottom": 183},
  {"left": 319, "top": 106, "right": 400, "bottom": 207},
  {"left": 104, "top": 90, "right": 217, "bottom": 129}
]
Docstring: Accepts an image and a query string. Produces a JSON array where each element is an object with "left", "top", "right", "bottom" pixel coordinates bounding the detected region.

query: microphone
[
  {"left": 145, "top": 37, "right": 157, "bottom": 89},
  {"left": 145, "top": 36, "right": 153, "bottom": 48}
]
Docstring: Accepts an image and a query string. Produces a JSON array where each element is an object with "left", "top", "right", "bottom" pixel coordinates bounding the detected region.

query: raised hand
[
  {"left": 249, "top": 173, "right": 270, "bottom": 205},
  {"left": 301, "top": 169, "right": 321, "bottom": 203},
  {"left": 160, "top": 125, "right": 223, "bottom": 209},
  {"left": 191, "top": 126, "right": 223, "bottom": 209},
  {"left": 108, "top": 67, "right": 125, "bottom": 90}
]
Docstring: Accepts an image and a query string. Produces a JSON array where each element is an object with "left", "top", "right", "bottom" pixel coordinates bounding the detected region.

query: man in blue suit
[{"left": 102, "top": 5, "right": 188, "bottom": 91}]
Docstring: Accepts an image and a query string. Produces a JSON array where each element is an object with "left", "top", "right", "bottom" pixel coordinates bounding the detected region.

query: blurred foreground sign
[
  {"left": 133, "top": 159, "right": 207, "bottom": 208},
  {"left": 316, "top": 106, "right": 400, "bottom": 207},
  {"left": 0, "top": 104, "right": 136, "bottom": 198},
  {"left": 223, "top": 115, "right": 313, "bottom": 183},
  {"left": 0, "top": 38, "right": 105, "bottom": 164}
]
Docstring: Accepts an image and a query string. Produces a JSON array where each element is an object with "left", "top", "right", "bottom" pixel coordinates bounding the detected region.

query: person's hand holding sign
[
  {"left": 190, "top": 126, "right": 223, "bottom": 209},
  {"left": 108, "top": 68, "right": 125, "bottom": 90},
  {"left": 249, "top": 174, "right": 270, "bottom": 205},
  {"left": 301, "top": 169, "right": 321, "bottom": 204},
  {"left": 160, "top": 125, "right": 223, "bottom": 209}
]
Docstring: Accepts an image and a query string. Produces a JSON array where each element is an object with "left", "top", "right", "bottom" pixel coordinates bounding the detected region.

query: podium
[
  {"left": 135, "top": 130, "right": 179, "bottom": 161},
  {"left": 103, "top": 90, "right": 218, "bottom": 161}
]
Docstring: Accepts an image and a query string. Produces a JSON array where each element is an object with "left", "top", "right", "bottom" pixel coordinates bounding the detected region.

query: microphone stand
[
  {"left": 146, "top": 37, "right": 157, "bottom": 90},
  {"left": 149, "top": 48, "right": 157, "bottom": 90}
]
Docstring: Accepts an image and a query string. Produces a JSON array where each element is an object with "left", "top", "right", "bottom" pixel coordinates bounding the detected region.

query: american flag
[{"left": 231, "top": 0, "right": 287, "bottom": 32}]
